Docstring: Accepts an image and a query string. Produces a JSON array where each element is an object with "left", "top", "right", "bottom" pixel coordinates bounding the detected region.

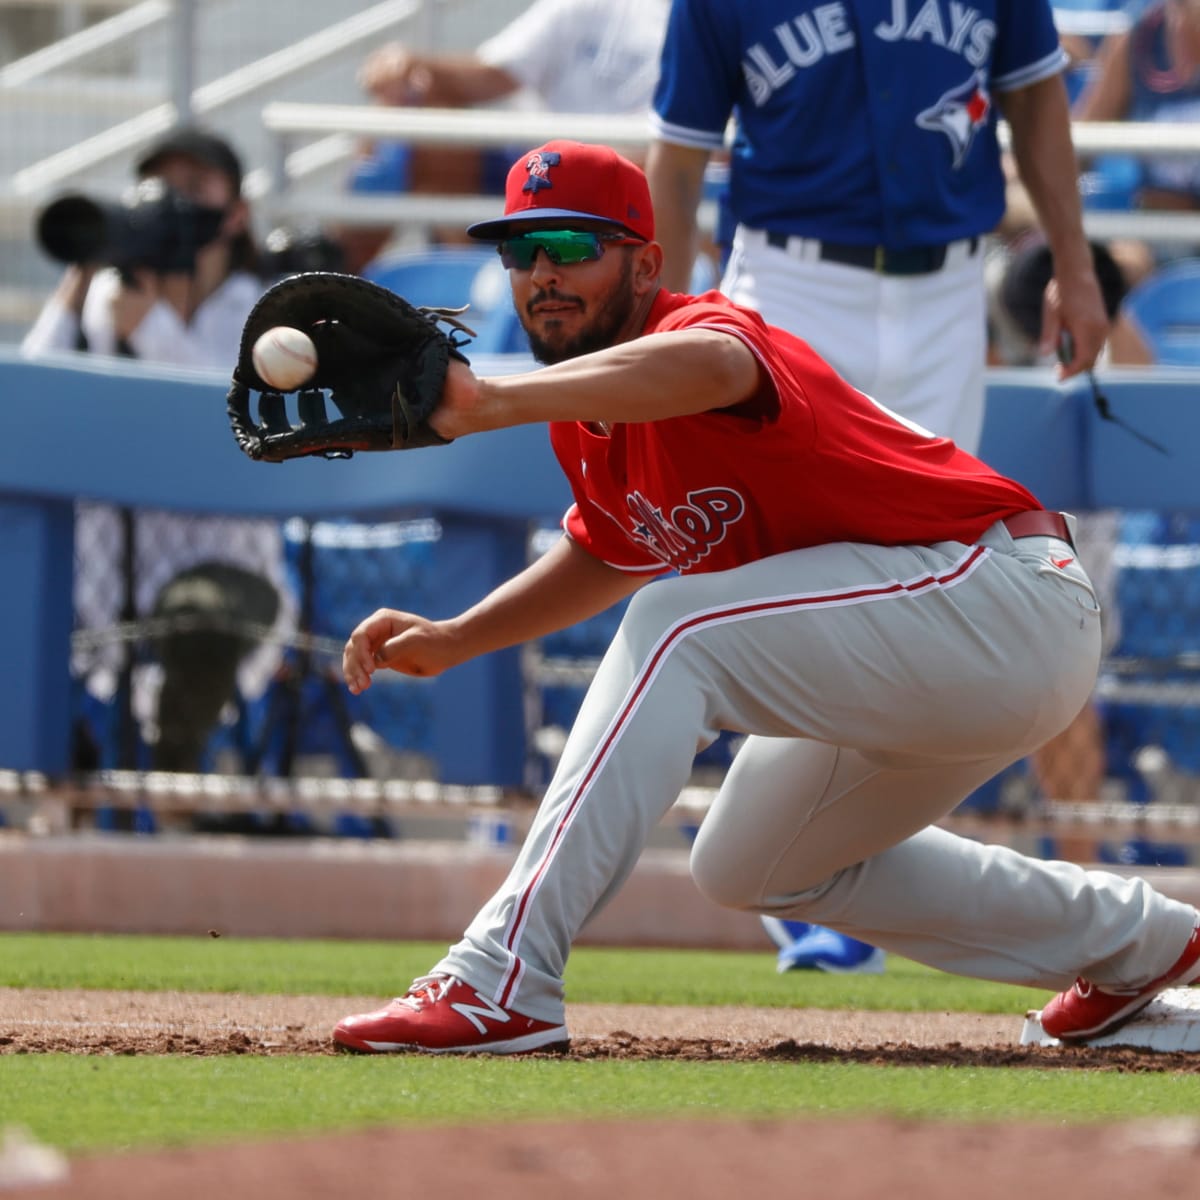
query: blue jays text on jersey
[
  {"left": 743, "top": 0, "right": 997, "bottom": 106},
  {"left": 651, "top": 0, "right": 1067, "bottom": 247}
]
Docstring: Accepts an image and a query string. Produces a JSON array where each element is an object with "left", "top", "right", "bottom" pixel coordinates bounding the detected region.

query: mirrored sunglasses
[{"left": 497, "top": 229, "right": 643, "bottom": 270}]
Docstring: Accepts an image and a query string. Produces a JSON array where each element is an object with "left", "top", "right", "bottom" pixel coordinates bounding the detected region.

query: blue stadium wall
[{"left": 1, "top": 345, "right": 1197, "bottom": 784}]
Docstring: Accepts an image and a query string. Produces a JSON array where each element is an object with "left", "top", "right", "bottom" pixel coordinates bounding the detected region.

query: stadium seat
[
  {"left": 1101, "top": 511, "right": 1200, "bottom": 815},
  {"left": 1123, "top": 259, "right": 1200, "bottom": 365},
  {"left": 231, "top": 515, "right": 442, "bottom": 786},
  {"left": 362, "top": 247, "right": 526, "bottom": 355},
  {"left": 1078, "top": 154, "right": 1142, "bottom": 212}
]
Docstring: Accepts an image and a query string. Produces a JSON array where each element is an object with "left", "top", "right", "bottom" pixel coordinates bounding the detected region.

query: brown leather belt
[{"left": 1001, "top": 510, "right": 1073, "bottom": 547}]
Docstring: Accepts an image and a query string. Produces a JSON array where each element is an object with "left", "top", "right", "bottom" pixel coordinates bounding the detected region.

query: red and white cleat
[
  {"left": 1040, "top": 918, "right": 1200, "bottom": 1043},
  {"left": 333, "top": 974, "right": 569, "bottom": 1055}
]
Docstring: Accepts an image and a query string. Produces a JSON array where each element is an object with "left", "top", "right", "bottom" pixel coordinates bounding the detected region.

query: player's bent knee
[
  {"left": 691, "top": 834, "right": 844, "bottom": 916},
  {"left": 689, "top": 840, "right": 765, "bottom": 911}
]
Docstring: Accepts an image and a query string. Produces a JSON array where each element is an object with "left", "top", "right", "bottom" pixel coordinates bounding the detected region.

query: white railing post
[
  {"left": 168, "top": 0, "right": 198, "bottom": 124},
  {"left": 412, "top": 0, "right": 438, "bottom": 49}
]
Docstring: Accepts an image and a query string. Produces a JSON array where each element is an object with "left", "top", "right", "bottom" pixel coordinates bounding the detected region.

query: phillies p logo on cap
[
  {"left": 466, "top": 139, "right": 655, "bottom": 243},
  {"left": 522, "top": 150, "right": 562, "bottom": 193}
]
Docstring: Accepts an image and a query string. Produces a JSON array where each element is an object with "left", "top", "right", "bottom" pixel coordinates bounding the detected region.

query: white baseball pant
[
  {"left": 434, "top": 518, "right": 1197, "bottom": 1022},
  {"left": 722, "top": 226, "right": 987, "bottom": 453}
]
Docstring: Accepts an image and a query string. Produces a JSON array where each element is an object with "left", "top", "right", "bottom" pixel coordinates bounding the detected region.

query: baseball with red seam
[{"left": 251, "top": 325, "right": 318, "bottom": 391}]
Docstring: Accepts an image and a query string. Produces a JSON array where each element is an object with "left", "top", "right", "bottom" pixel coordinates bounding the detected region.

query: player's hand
[
  {"left": 343, "top": 609, "right": 463, "bottom": 692},
  {"left": 427, "top": 356, "right": 484, "bottom": 441},
  {"left": 1039, "top": 268, "right": 1109, "bottom": 380}
]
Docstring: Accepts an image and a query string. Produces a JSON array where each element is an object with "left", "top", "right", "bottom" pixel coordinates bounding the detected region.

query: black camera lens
[
  {"left": 36, "top": 194, "right": 115, "bottom": 265},
  {"left": 34, "top": 183, "right": 226, "bottom": 274}
]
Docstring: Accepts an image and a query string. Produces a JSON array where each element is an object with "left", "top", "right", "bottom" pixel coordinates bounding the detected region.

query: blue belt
[{"left": 764, "top": 231, "right": 980, "bottom": 277}]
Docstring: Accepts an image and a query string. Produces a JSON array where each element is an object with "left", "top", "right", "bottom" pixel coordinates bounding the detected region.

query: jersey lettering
[
  {"left": 947, "top": 2, "right": 978, "bottom": 53},
  {"left": 875, "top": 0, "right": 984, "bottom": 44},
  {"left": 626, "top": 486, "right": 747, "bottom": 571},
  {"left": 903, "top": 0, "right": 947, "bottom": 45},
  {"left": 775, "top": 16, "right": 827, "bottom": 70},
  {"left": 745, "top": 5, "right": 860, "bottom": 101},
  {"left": 746, "top": 1, "right": 994, "bottom": 106},
  {"left": 965, "top": 19, "right": 996, "bottom": 67}
]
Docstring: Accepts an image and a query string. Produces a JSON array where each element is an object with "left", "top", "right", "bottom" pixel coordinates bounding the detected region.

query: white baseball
[{"left": 252, "top": 326, "right": 318, "bottom": 391}]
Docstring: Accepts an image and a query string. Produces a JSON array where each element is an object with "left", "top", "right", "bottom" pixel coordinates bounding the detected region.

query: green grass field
[
  {"left": 0, "top": 931, "right": 1049, "bottom": 1010},
  {"left": 2, "top": 933, "right": 1197, "bottom": 1156}
]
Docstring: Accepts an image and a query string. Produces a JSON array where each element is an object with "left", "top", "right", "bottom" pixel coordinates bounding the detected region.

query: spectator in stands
[
  {"left": 22, "top": 126, "right": 291, "bottom": 784},
  {"left": 337, "top": 0, "right": 672, "bottom": 273},
  {"left": 986, "top": 235, "right": 1148, "bottom": 860},
  {"left": 1074, "top": 0, "right": 1200, "bottom": 287},
  {"left": 988, "top": 235, "right": 1153, "bottom": 368},
  {"left": 24, "top": 126, "right": 262, "bottom": 366}
]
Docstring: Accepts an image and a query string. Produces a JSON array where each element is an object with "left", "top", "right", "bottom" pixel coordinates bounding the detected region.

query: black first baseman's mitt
[{"left": 227, "top": 271, "right": 474, "bottom": 462}]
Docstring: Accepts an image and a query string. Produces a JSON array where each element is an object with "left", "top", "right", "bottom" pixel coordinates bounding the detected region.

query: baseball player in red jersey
[{"left": 334, "top": 141, "right": 1200, "bottom": 1053}]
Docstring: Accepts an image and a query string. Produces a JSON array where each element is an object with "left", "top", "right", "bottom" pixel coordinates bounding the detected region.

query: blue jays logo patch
[
  {"left": 523, "top": 150, "right": 562, "bottom": 193},
  {"left": 916, "top": 71, "right": 992, "bottom": 169}
]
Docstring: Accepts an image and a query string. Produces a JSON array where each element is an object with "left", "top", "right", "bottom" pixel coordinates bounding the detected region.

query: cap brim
[{"left": 467, "top": 208, "right": 632, "bottom": 240}]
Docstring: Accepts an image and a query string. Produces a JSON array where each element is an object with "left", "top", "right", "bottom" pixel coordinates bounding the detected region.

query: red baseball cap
[{"left": 467, "top": 140, "right": 654, "bottom": 242}]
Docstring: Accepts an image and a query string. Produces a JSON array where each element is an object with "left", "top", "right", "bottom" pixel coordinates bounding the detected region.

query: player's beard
[{"left": 524, "top": 253, "right": 635, "bottom": 365}]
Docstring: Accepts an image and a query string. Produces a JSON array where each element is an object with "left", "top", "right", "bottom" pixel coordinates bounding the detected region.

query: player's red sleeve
[{"left": 652, "top": 296, "right": 796, "bottom": 424}]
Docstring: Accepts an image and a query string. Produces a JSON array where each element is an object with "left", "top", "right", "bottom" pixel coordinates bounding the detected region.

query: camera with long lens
[{"left": 35, "top": 178, "right": 226, "bottom": 274}]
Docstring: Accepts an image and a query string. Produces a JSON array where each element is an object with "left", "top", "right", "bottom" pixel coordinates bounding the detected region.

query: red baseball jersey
[{"left": 550, "top": 288, "right": 1043, "bottom": 575}]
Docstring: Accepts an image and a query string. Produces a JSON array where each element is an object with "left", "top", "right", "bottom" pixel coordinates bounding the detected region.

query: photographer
[
  {"left": 23, "top": 126, "right": 294, "bottom": 791},
  {"left": 23, "top": 126, "right": 261, "bottom": 367}
]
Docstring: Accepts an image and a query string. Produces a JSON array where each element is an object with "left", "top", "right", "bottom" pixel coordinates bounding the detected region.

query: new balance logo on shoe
[
  {"left": 333, "top": 973, "right": 569, "bottom": 1055},
  {"left": 1040, "top": 917, "right": 1200, "bottom": 1042},
  {"left": 449, "top": 990, "right": 512, "bottom": 1034}
]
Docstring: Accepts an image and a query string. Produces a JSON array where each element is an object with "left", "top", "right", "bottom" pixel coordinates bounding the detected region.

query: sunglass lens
[
  {"left": 498, "top": 231, "right": 604, "bottom": 269},
  {"left": 498, "top": 241, "right": 537, "bottom": 269}
]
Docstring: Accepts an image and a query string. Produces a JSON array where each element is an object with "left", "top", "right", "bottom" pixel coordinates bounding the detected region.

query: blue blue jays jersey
[{"left": 650, "top": 0, "right": 1067, "bottom": 247}]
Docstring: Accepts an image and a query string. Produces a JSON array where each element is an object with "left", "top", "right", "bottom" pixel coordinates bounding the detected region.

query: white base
[{"left": 1022, "top": 987, "right": 1200, "bottom": 1050}]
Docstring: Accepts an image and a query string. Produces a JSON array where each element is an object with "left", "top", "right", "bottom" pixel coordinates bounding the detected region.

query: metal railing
[
  {"left": 8, "top": 765, "right": 1200, "bottom": 847},
  {"left": 257, "top": 103, "right": 1200, "bottom": 245},
  {"left": 1051, "top": 7, "right": 1131, "bottom": 37},
  {"left": 0, "top": 0, "right": 168, "bottom": 88},
  {"left": 8, "top": 0, "right": 428, "bottom": 197}
]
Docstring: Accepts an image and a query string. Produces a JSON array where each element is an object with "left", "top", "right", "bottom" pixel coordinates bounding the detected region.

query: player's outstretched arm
[
  {"left": 432, "top": 329, "right": 762, "bottom": 442},
  {"left": 342, "top": 536, "right": 650, "bottom": 693}
]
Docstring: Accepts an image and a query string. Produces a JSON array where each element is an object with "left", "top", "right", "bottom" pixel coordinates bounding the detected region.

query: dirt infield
[
  {"left": 13, "top": 1116, "right": 1200, "bottom": 1200},
  {"left": 4, "top": 987, "right": 1200, "bottom": 1070},
  {"left": 5, "top": 989, "right": 1200, "bottom": 1199}
]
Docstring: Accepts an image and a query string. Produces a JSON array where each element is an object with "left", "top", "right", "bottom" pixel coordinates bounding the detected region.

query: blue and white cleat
[{"left": 761, "top": 917, "right": 887, "bottom": 975}]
